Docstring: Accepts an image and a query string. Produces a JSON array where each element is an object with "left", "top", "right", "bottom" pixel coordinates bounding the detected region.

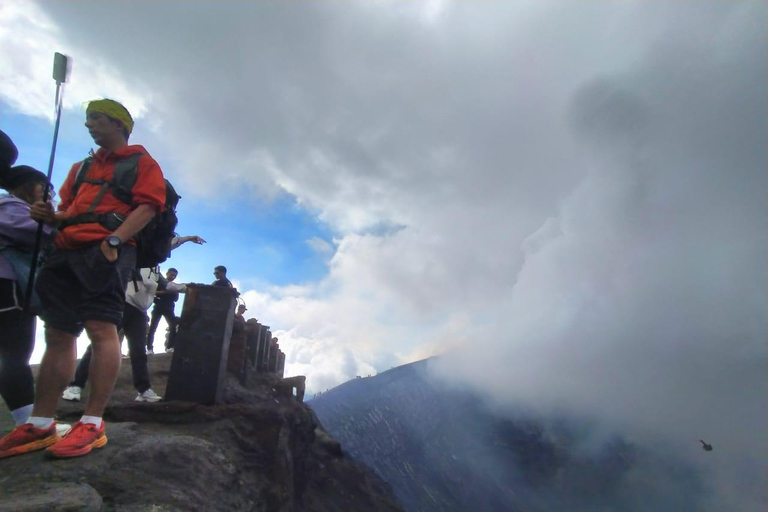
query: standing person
[
  {"left": 146, "top": 267, "right": 179, "bottom": 354},
  {"left": 211, "top": 265, "right": 232, "bottom": 288},
  {"left": 0, "top": 99, "right": 166, "bottom": 460},
  {"left": 0, "top": 132, "right": 57, "bottom": 433},
  {"left": 146, "top": 236, "right": 205, "bottom": 353},
  {"left": 63, "top": 267, "right": 188, "bottom": 403}
]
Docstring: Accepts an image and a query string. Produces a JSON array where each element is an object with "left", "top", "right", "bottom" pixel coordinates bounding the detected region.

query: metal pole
[{"left": 23, "top": 53, "right": 70, "bottom": 313}]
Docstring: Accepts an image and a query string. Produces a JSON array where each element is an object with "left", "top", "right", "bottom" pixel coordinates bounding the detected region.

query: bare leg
[
  {"left": 82, "top": 320, "right": 122, "bottom": 417},
  {"left": 31, "top": 328, "right": 77, "bottom": 418}
]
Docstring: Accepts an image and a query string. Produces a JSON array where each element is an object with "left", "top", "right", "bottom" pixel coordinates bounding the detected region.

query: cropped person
[
  {"left": 0, "top": 99, "right": 166, "bottom": 459},
  {"left": 0, "top": 132, "right": 57, "bottom": 434}
]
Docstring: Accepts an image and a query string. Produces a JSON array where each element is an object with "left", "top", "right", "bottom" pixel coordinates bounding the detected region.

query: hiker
[
  {"left": 212, "top": 265, "right": 233, "bottom": 287},
  {"left": 146, "top": 236, "right": 205, "bottom": 353},
  {"left": 63, "top": 266, "right": 188, "bottom": 403},
  {"left": 147, "top": 267, "right": 179, "bottom": 354},
  {"left": 0, "top": 131, "right": 57, "bottom": 430},
  {"left": 0, "top": 99, "right": 166, "bottom": 460}
]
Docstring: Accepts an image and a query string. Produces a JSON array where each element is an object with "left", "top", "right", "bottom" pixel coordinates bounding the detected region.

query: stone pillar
[
  {"left": 227, "top": 318, "right": 247, "bottom": 381},
  {"left": 268, "top": 338, "right": 278, "bottom": 374},
  {"left": 245, "top": 320, "right": 261, "bottom": 369},
  {"left": 257, "top": 325, "right": 271, "bottom": 373},
  {"left": 165, "top": 285, "right": 237, "bottom": 405},
  {"left": 277, "top": 351, "right": 285, "bottom": 378}
]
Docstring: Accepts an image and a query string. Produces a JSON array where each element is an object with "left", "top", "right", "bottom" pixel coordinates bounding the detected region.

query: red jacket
[{"left": 55, "top": 145, "right": 166, "bottom": 250}]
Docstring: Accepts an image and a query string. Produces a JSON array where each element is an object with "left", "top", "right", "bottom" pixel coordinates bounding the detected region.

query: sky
[{"left": 1, "top": 1, "right": 766, "bottom": 509}]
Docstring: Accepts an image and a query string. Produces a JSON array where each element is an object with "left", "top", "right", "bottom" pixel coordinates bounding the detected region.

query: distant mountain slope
[{"left": 311, "top": 358, "right": 706, "bottom": 512}]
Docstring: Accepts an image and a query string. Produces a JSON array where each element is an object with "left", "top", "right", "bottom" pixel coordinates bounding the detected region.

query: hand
[
  {"left": 29, "top": 200, "right": 56, "bottom": 225},
  {"left": 190, "top": 236, "right": 206, "bottom": 245},
  {"left": 100, "top": 240, "right": 119, "bottom": 263}
]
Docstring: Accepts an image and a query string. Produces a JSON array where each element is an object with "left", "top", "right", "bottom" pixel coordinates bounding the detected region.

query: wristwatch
[{"left": 106, "top": 235, "right": 122, "bottom": 249}]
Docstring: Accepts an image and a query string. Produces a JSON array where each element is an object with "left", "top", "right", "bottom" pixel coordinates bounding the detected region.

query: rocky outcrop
[{"left": 0, "top": 354, "right": 404, "bottom": 512}]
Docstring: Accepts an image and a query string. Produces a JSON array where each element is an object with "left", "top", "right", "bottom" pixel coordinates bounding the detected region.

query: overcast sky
[{"left": 1, "top": 1, "right": 765, "bottom": 509}]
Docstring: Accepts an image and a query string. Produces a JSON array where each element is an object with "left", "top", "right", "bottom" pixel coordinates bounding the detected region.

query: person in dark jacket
[{"left": 146, "top": 267, "right": 179, "bottom": 353}]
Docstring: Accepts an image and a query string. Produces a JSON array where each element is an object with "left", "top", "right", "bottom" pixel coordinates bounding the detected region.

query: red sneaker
[
  {"left": 0, "top": 423, "right": 61, "bottom": 459},
  {"left": 45, "top": 421, "right": 108, "bottom": 459}
]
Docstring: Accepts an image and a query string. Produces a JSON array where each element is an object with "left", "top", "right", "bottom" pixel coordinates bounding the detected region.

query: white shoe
[
  {"left": 165, "top": 348, "right": 174, "bottom": 353},
  {"left": 135, "top": 389, "right": 162, "bottom": 402},
  {"left": 62, "top": 386, "right": 82, "bottom": 402},
  {"left": 147, "top": 349, "right": 154, "bottom": 355}
]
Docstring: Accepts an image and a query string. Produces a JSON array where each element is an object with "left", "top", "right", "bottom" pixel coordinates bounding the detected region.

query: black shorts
[{"left": 36, "top": 243, "right": 136, "bottom": 336}]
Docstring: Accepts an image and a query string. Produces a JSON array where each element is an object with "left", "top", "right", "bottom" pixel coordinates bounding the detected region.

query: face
[
  {"left": 16, "top": 183, "right": 45, "bottom": 205},
  {"left": 84, "top": 111, "right": 124, "bottom": 147},
  {"left": 166, "top": 270, "right": 178, "bottom": 282},
  {"left": 237, "top": 306, "right": 246, "bottom": 315},
  {"left": 213, "top": 269, "right": 223, "bottom": 279}
]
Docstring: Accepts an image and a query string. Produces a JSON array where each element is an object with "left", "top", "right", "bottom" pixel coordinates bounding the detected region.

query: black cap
[
  {"left": 0, "top": 165, "right": 48, "bottom": 191},
  {"left": 0, "top": 130, "right": 19, "bottom": 169}
]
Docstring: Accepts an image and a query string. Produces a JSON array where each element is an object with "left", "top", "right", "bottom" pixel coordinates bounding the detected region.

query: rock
[
  {"left": 0, "top": 482, "right": 102, "bottom": 512},
  {"left": 0, "top": 353, "right": 404, "bottom": 512}
]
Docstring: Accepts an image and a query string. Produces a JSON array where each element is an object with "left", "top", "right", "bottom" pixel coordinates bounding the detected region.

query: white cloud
[
  {"left": 0, "top": 1, "right": 149, "bottom": 121},
  {"left": 305, "top": 236, "right": 333, "bottom": 256}
]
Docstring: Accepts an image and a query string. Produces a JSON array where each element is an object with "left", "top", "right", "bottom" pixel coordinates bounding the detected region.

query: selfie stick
[{"left": 24, "top": 52, "right": 71, "bottom": 313}]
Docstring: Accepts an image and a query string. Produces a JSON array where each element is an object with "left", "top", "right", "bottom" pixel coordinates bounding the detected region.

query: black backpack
[{"left": 61, "top": 153, "right": 180, "bottom": 268}]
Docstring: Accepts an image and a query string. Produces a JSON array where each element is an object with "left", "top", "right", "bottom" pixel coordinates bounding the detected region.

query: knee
[
  {"left": 44, "top": 327, "right": 76, "bottom": 350},
  {"left": 85, "top": 321, "right": 119, "bottom": 344}
]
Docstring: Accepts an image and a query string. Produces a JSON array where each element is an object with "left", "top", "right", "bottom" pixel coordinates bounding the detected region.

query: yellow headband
[{"left": 86, "top": 99, "right": 134, "bottom": 135}]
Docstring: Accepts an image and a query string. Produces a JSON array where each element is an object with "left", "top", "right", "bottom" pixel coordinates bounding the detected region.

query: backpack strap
[
  {"left": 59, "top": 153, "right": 145, "bottom": 231},
  {"left": 71, "top": 157, "right": 94, "bottom": 198}
]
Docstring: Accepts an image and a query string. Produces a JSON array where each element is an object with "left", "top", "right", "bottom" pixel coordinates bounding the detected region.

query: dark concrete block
[
  {"left": 245, "top": 320, "right": 261, "bottom": 367},
  {"left": 227, "top": 320, "right": 247, "bottom": 379},
  {"left": 165, "top": 285, "right": 237, "bottom": 405},
  {"left": 256, "top": 325, "right": 271, "bottom": 373},
  {"left": 268, "top": 338, "right": 278, "bottom": 374},
  {"left": 277, "top": 351, "right": 285, "bottom": 378}
]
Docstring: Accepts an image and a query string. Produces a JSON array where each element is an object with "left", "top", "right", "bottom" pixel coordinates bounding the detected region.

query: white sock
[
  {"left": 27, "top": 416, "right": 54, "bottom": 429},
  {"left": 80, "top": 415, "right": 102, "bottom": 426},
  {"left": 11, "top": 404, "right": 33, "bottom": 426}
]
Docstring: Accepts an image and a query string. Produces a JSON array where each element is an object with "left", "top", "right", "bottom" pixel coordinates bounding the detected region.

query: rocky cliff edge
[{"left": 0, "top": 354, "right": 404, "bottom": 512}]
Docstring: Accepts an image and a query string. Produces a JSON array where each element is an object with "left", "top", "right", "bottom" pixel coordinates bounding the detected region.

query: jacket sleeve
[
  {"left": 132, "top": 156, "right": 166, "bottom": 212},
  {"left": 0, "top": 199, "right": 56, "bottom": 250}
]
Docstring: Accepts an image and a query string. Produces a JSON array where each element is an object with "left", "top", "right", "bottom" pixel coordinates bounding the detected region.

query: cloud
[
  {"left": 0, "top": 1, "right": 149, "bottom": 121},
  {"left": 5, "top": 1, "right": 767, "bottom": 509},
  {"left": 305, "top": 236, "right": 333, "bottom": 256}
]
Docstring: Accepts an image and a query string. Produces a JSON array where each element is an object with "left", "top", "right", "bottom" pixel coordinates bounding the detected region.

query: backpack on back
[{"left": 64, "top": 153, "right": 180, "bottom": 268}]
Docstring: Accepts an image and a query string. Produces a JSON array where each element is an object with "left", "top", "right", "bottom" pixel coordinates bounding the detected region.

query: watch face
[{"left": 108, "top": 236, "right": 121, "bottom": 248}]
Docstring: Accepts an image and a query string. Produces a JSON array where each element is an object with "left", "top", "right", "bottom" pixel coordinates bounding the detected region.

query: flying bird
[{"left": 700, "top": 440, "right": 713, "bottom": 452}]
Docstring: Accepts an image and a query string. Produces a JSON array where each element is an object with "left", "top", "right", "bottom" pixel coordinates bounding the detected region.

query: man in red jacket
[{"left": 0, "top": 99, "right": 166, "bottom": 459}]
